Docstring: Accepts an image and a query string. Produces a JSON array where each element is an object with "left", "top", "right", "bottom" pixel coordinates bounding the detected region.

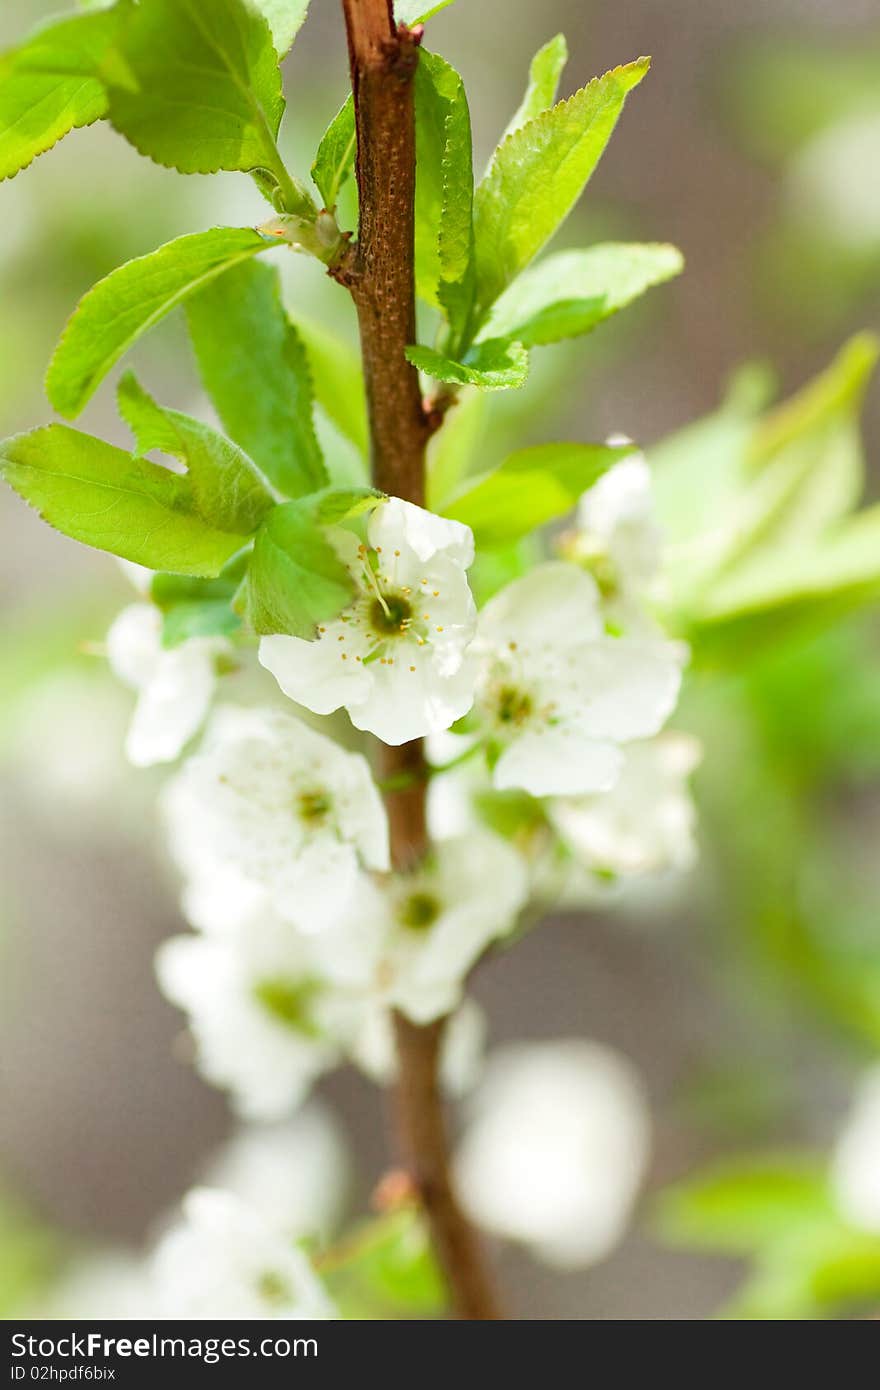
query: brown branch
[{"left": 339, "top": 0, "right": 500, "bottom": 1320}]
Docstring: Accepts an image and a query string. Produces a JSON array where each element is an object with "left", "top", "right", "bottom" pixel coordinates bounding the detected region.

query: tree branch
[{"left": 339, "top": 0, "right": 500, "bottom": 1320}]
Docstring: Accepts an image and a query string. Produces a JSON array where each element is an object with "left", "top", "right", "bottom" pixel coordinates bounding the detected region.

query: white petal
[
  {"left": 259, "top": 631, "right": 371, "bottom": 717},
  {"left": 478, "top": 562, "right": 604, "bottom": 650},
  {"left": 106, "top": 603, "right": 161, "bottom": 690},
  {"left": 566, "top": 639, "right": 682, "bottom": 741},
  {"left": 369, "top": 496, "right": 474, "bottom": 567},
  {"left": 494, "top": 726, "right": 623, "bottom": 797},
  {"left": 348, "top": 650, "right": 476, "bottom": 744},
  {"left": 125, "top": 640, "right": 217, "bottom": 767}
]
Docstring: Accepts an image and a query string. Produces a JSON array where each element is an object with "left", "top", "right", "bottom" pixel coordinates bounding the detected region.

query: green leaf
[
  {"left": 0, "top": 425, "right": 249, "bottom": 576},
  {"left": 106, "top": 0, "right": 309, "bottom": 212},
  {"left": 395, "top": 1, "right": 458, "bottom": 23},
  {"left": 324, "top": 1209, "right": 446, "bottom": 1319},
  {"left": 406, "top": 341, "right": 529, "bottom": 390},
  {"left": 252, "top": 0, "right": 310, "bottom": 57},
  {"left": 46, "top": 227, "right": 270, "bottom": 419},
  {"left": 473, "top": 58, "right": 650, "bottom": 314},
  {"left": 311, "top": 487, "right": 385, "bottom": 525},
  {"left": 151, "top": 568, "right": 243, "bottom": 646},
  {"left": 294, "top": 315, "right": 368, "bottom": 457},
  {"left": 311, "top": 96, "right": 355, "bottom": 211},
  {"left": 654, "top": 1157, "right": 832, "bottom": 1255},
  {"left": 676, "top": 334, "right": 879, "bottom": 621},
  {"left": 185, "top": 258, "right": 327, "bottom": 500},
  {"left": 500, "top": 33, "right": 568, "bottom": 142},
  {"left": 478, "top": 242, "right": 683, "bottom": 348},
  {"left": 117, "top": 372, "right": 275, "bottom": 534},
  {"left": 0, "top": 4, "right": 129, "bottom": 182},
  {"left": 240, "top": 497, "right": 354, "bottom": 638},
  {"left": 443, "top": 440, "right": 632, "bottom": 545},
  {"left": 414, "top": 51, "right": 476, "bottom": 343}
]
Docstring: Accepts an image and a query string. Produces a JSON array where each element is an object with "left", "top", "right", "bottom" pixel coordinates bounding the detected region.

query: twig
[{"left": 338, "top": 0, "right": 500, "bottom": 1320}]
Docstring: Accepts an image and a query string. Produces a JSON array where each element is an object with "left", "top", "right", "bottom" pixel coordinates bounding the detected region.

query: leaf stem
[{"left": 338, "top": 0, "right": 500, "bottom": 1321}]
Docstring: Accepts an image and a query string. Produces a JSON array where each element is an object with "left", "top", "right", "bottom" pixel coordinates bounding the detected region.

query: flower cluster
[{"left": 95, "top": 481, "right": 701, "bottom": 1124}]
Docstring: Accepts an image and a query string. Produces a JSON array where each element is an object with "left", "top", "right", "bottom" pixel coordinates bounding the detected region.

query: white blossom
[
  {"left": 106, "top": 603, "right": 229, "bottom": 767},
  {"left": 575, "top": 452, "right": 663, "bottom": 619},
  {"left": 201, "top": 1104, "right": 351, "bottom": 1246},
  {"left": 163, "top": 706, "right": 389, "bottom": 931},
  {"left": 831, "top": 1066, "right": 880, "bottom": 1233},
  {"left": 547, "top": 732, "right": 701, "bottom": 878},
  {"left": 156, "top": 927, "right": 340, "bottom": 1121},
  {"left": 259, "top": 497, "right": 478, "bottom": 744},
  {"left": 454, "top": 1040, "right": 651, "bottom": 1268},
  {"left": 152, "top": 1189, "right": 335, "bottom": 1320},
  {"left": 326, "top": 831, "right": 528, "bottom": 1026},
  {"left": 473, "top": 563, "right": 682, "bottom": 797}
]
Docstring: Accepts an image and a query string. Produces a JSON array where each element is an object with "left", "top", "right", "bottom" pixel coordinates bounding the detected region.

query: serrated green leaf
[
  {"left": 294, "top": 315, "right": 368, "bottom": 457},
  {"left": 478, "top": 242, "right": 683, "bottom": 348},
  {"left": 474, "top": 58, "right": 650, "bottom": 314},
  {"left": 414, "top": 51, "right": 476, "bottom": 343},
  {"left": 500, "top": 33, "right": 568, "bottom": 143},
  {"left": 311, "top": 487, "right": 385, "bottom": 524},
  {"left": 406, "top": 341, "right": 529, "bottom": 390},
  {"left": 240, "top": 497, "right": 354, "bottom": 638},
  {"left": 105, "top": 0, "right": 310, "bottom": 212},
  {"left": 252, "top": 0, "right": 310, "bottom": 57},
  {"left": 312, "top": 96, "right": 355, "bottom": 211},
  {"left": 654, "top": 1157, "right": 831, "bottom": 1255},
  {"left": 0, "top": 425, "right": 249, "bottom": 576},
  {"left": 185, "top": 258, "right": 327, "bottom": 500},
  {"left": 117, "top": 372, "right": 275, "bottom": 534},
  {"left": 0, "top": 3, "right": 130, "bottom": 182},
  {"left": 395, "top": 1, "right": 458, "bottom": 23},
  {"left": 46, "top": 227, "right": 270, "bottom": 419},
  {"left": 443, "top": 440, "right": 632, "bottom": 544}
]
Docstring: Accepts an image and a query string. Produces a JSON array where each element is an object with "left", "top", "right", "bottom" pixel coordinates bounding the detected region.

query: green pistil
[
  {"left": 369, "top": 593, "right": 412, "bottom": 636},
  {"left": 257, "top": 1270, "right": 292, "bottom": 1304},
  {"left": 496, "top": 684, "right": 533, "bottom": 727},
  {"left": 297, "top": 788, "right": 332, "bottom": 824},
  {"left": 254, "top": 977, "right": 322, "bottom": 1036},
  {"left": 399, "top": 891, "right": 442, "bottom": 930}
]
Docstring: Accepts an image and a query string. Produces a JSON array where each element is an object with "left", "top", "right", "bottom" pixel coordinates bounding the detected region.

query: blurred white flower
[
  {"left": 548, "top": 732, "right": 701, "bottom": 878},
  {"left": 831, "top": 1066, "right": 880, "bottom": 1233},
  {"left": 789, "top": 113, "right": 880, "bottom": 251},
  {"left": 260, "top": 498, "right": 478, "bottom": 744},
  {"left": 163, "top": 706, "right": 389, "bottom": 931},
  {"left": 473, "top": 563, "right": 682, "bottom": 797},
  {"left": 454, "top": 1040, "right": 651, "bottom": 1268},
  {"left": 37, "top": 1252, "right": 153, "bottom": 1320},
  {"left": 156, "top": 927, "right": 341, "bottom": 1121},
  {"left": 575, "top": 453, "right": 664, "bottom": 619},
  {"left": 202, "top": 1103, "right": 351, "bottom": 1245},
  {"left": 107, "top": 603, "right": 229, "bottom": 767},
  {"left": 152, "top": 1189, "right": 335, "bottom": 1320},
  {"left": 362, "top": 831, "right": 528, "bottom": 1024}
]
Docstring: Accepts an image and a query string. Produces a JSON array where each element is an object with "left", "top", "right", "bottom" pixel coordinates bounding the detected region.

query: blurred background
[{"left": 2, "top": 0, "right": 880, "bottom": 1319}]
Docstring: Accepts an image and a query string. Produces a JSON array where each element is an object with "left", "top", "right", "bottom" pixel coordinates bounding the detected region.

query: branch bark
[{"left": 339, "top": 0, "right": 500, "bottom": 1321}]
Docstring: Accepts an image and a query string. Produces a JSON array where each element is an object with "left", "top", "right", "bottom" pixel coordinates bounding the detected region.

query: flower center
[
  {"left": 495, "top": 684, "right": 534, "bottom": 727},
  {"left": 398, "top": 891, "right": 442, "bottom": 930},
  {"left": 296, "top": 787, "right": 333, "bottom": 825},
  {"left": 254, "top": 977, "right": 321, "bottom": 1036},
  {"left": 257, "top": 1270, "right": 292, "bottom": 1305},
  {"left": 369, "top": 592, "right": 412, "bottom": 637}
]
